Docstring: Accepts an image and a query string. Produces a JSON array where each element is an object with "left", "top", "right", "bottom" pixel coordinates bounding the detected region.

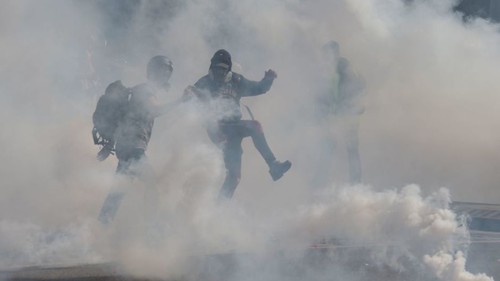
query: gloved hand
[{"left": 264, "top": 69, "right": 277, "bottom": 80}]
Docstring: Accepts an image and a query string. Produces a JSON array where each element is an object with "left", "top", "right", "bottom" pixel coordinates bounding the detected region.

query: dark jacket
[
  {"left": 115, "top": 83, "right": 158, "bottom": 153},
  {"left": 320, "top": 57, "right": 365, "bottom": 117},
  {"left": 193, "top": 72, "right": 273, "bottom": 122}
]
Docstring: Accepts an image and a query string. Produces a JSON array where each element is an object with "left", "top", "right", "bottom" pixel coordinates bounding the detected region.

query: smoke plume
[{"left": 1, "top": 0, "right": 499, "bottom": 280}]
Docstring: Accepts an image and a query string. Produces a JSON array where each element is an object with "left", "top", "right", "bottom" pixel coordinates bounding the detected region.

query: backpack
[{"left": 92, "top": 80, "right": 131, "bottom": 160}]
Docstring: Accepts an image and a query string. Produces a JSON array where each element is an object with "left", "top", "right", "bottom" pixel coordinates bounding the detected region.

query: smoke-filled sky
[{"left": 1, "top": 0, "right": 499, "bottom": 280}]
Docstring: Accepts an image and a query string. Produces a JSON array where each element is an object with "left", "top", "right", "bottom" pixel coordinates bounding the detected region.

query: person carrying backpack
[
  {"left": 94, "top": 55, "right": 179, "bottom": 224},
  {"left": 183, "top": 49, "right": 291, "bottom": 200}
]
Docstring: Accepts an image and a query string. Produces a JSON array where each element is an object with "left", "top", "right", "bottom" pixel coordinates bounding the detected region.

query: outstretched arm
[
  {"left": 240, "top": 69, "right": 277, "bottom": 97},
  {"left": 149, "top": 95, "right": 183, "bottom": 117},
  {"left": 155, "top": 99, "right": 183, "bottom": 116}
]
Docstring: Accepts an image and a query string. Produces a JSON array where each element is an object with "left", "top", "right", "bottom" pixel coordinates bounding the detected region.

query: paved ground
[
  {"left": 0, "top": 263, "right": 136, "bottom": 281},
  {"left": 1, "top": 202, "right": 499, "bottom": 281}
]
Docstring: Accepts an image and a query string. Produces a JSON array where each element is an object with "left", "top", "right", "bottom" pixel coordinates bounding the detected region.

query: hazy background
[{"left": 0, "top": 0, "right": 499, "bottom": 280}]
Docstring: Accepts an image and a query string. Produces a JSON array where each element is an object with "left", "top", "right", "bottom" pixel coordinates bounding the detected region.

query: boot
[{"left": 269, "top": 160, "right": 292, "bottom": 181}]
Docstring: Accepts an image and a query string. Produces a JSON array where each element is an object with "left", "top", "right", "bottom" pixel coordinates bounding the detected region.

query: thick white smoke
[{"left": 0, "top": 0, "right": 499, "bottom": 280}]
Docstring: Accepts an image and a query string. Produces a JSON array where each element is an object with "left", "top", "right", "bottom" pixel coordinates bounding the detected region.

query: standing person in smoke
[
  {"left": 96, "top": 55, "right": 179, "bottom": 225},
  {"left": 318, "top": 41, "right": 366, "bottom": 184},
  {"left": 183, "top": 49, "right": 292, "bottom": 200}
]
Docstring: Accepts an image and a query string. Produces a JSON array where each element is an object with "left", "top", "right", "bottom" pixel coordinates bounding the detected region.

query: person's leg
[
  {"left": 218, "top": 137, "right": 243, "bottom": 200},
  {"left": 311, "top": 126, "right": 336, "bottom": 189},
  {"left": 239, "top": 120, "right": 276, "bottom": 165},
  {"left": 134, "top": 154, "right": 160, "bottom": 233},
  {"left": 98, "top": 148, "right": 144, "bottom": 225},
  {"left": 117, "top": 150, "right": 160, "bottom": 241},
  {"left": 238, "top": 120, "right": 291, "bottom": 181},
  {"left": 345, "top": 117, "right": 362, "bottom": 184},
  {"left": 98, "top": 189, "right": 126, "bottom": 225}
]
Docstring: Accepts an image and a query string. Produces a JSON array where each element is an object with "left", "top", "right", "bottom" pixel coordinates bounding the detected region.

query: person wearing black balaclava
[{"left": 184, "top": 49, "right": 291, "bottom": 200}]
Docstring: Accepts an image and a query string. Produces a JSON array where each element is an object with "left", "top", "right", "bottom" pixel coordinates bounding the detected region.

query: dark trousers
[
  {"left": 115, "top": 148, "right": 147, "bottom": 176},
  {"left": 208, "top": 120, "right": 276, "bottom": 200}
]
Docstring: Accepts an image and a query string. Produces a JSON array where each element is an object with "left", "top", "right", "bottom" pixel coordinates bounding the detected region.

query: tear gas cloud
[{"left": 0, "top": 0, "right": 499, "bottom": 280}]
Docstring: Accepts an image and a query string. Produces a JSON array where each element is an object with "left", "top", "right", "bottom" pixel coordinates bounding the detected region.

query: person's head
[
  {"left": 209, "top": 49, "right": 232, "bottom": 83},
  {"left": 322, "top": 40, "right": 340, "bottom": 63},
  {"left": 147, "top": 55, "right": 173, "bottom": 89}
]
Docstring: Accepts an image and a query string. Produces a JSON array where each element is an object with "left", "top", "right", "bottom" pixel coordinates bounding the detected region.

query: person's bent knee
[{"left": 249, "top": 120, "right": 263, "bottom": 133}]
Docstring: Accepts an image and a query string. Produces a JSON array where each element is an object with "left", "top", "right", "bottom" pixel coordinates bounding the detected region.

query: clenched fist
[{"left": 264, "top": 69, "right": 277, "bottom": 80}]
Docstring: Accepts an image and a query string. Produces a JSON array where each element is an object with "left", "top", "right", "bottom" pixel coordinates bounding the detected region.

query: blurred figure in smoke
[
  {"left": 98, "top": 55, "right": 178, "bottom": 225},
  {"left": 317, "top": 41, "right": 366, "bottom": 184},
  {"left": 184, "top": 49, "right": 291, "bottom": 200}
]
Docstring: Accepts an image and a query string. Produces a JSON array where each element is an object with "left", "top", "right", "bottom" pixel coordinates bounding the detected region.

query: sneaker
[{"left": 269, "top": 160, "right": 292, "bottom": 181}]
